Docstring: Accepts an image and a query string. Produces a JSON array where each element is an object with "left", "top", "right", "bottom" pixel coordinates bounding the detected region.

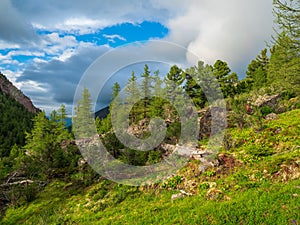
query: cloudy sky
[{"left": 0, "top": 0, "right": 274, "bottom": 114}]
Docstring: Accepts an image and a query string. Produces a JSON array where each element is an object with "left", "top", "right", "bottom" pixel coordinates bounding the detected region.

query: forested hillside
[{"left": 0, "top": 88, "right": 35, "bottom": 157}]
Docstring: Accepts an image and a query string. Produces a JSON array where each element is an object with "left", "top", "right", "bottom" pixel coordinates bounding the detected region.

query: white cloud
[
  {"left": 1, "top": 69, "right": 23, "bottom": 88},
  {"left": 0, "top": 40, "right": 20, "bottom": 49},
  {"left": 33, "top": 17, "right": 111, "bottom": 35},
  {"left": 1, "top": 0, "right": 275, "bottom": 113},
  {"left": 16, "top": 43, "right": 110, "bottom": 114},
  {"left": 103, "top": 34, "right": 127, "bottom": 43},
  {"left": 8, "top": 50, "right": 45, "bottom": 57},
  {"left": 33, "top": 58, "right": 47, "bottom": 64},
  {"left": 162, "top": 0, "right": 274, "bottom": 74}
]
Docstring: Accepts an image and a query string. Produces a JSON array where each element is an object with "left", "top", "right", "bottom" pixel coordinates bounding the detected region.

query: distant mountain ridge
[{"left": 0, "top": 72, "right": 40, "bottom": 114}]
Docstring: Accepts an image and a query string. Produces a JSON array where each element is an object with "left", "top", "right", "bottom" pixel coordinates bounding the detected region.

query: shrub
[
  {"left": 162, "top": 175, "right": 183, "bottom": 189},
  {"left": 260, "top": 106, "right": 274, "bottom": 117}
]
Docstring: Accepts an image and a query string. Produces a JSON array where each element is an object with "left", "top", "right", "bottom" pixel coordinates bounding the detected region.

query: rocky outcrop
[
  {"left": 198, "top": 106, "right": 227, "bottom": 139},
  {"left": 253, "top": 93, "right": 281, "bottom": 109},
  {"left": 0, "top": 72, "right": 40, "bottom": 114}
]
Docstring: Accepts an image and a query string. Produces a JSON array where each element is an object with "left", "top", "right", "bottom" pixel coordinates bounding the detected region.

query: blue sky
[
  {"left": 0, "top": 0, "right": 274, "bottom": 114},
  {"left": 0, "top": 21, "right": 169, "bottom": 75}
]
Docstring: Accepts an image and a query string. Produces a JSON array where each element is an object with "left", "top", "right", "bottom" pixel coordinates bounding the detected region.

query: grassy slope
[{"left": 1, "top": 109, "right": 300, "bottom": 225}]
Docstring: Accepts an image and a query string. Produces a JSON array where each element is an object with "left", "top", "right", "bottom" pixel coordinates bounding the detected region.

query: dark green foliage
[
  {"left": 245, "top": 49, "right": 269, "bottom": 90},
  {"left": 269, "top": 0, "right": 300, "bottom": 93},
  {"left": 235, "top": 78, "right": 252, "bottom": 94},
  {"left": 120, "top": 148, "right": 148, "bottom": 166},
  {"left": 21, "top": 107, "right": 78, "bottom": 179},
  {"left": 2, "top": 1, "right": 300, "bottom": 222},
  {"left": 228, "top": 95, "right": 249, "bottom": 130},
  {"left": 268, "top": 33, "right": 300, "bottom": 93},
  {"left": 167, "top": 65, "right": 185, "bottom": 85},
  {"left": 185, "top": 61, "right": 218, "bottom": 108},
  {"left": 184, "top": 73, "right": 207, "bottom": 109},
  {"left": 213, "top": 60, "right": 238, "bottom": 97},
  {"left": 260, "top": 105, "right": 274, "bottom": 117},
  {"left": 0, "top": 89, "right": 35, "bottom": 157}
]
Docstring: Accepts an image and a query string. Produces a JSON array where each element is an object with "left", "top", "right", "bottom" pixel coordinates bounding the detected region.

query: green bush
[
  {"left": 260, "top": 105, "right": 274, "bottom": 117},
  {"left": 162, "top": 175, "right": 183, "bottom": 189}
]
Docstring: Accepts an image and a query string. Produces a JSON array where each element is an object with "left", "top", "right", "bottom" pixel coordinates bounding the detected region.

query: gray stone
[
  {"left": 265, "top": 113, "right": 279, "bottom": 121},
  {"left": 254, "top": 94, "right": 281, "bottom": 108}
]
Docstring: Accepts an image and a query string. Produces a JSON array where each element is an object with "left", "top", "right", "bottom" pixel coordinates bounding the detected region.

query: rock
[
  {"left": 206, "top": 188, "right": 223, "bottom": 200},
  {"left": 61, "top": 139, "right": 76, "bottom": 149},
  {"left": 171, "top": 190, "right": 192, "bottom": 201},
  {"left": 199, "top": 164, "right": 209, "bottom": 173},
  {"left": 161, "top": 143, "right": 198, "bottom": 158},
  {"left": 191, "top": 149, "right": 213, "bottom": 161},
  {"left": 275, "top": 105, "right": 286, "bottom": 114},
  {"left": 199, "top": 107, "right": 227, "bottom": 139},
  {"left": 253, "top": 94, "right": 281, "bottom": 109},
  {"left": 274, "top": 128, "right": 282, "bottom": 134},
  {"left": 176, "top": 145, "right": 195, "bottom": 157},
  {"left": 78, "top": 157, "right": 87, "bottom": 167},
  {"left": 179, "top": 189, "right": 193, "bottom": 196},
  {"left": 171, "top": 193, "right": 185, "bottom": 200},
  {"left": 223, "top": 195, "right": 231, "bottom": 201},
  {"left": 201, "top": 182, "right": 217, "bottom": 189},
  {"left": 265, "top": 113, "right": 279, "bottom": 121},
  {"left": 198, "top": 161, "right": 218, "bottom": 174},
  {"left": 218, "top": 153, "right": 236, "bottom": 169},
  {"left": 75, "top": 134, "right": 100, "bottom": 148},
  {"left": 0, "top": 72, "right": 41, "bottom": 114}
]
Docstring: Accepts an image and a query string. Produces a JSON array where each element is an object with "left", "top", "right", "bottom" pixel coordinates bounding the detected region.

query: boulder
[
  {"left": 254, "top": 94, "right": 281, "bottom": 109},
  {"left": 171, "top": 193, "right": 185, "bottom": 201},
  {"left": 171, "top": 190, "right": 192, "bottom": 201},
  {"left": 265, "top": 113, "right": 279, "bottom": 121},
  {"left": 199, "top": 107, "right": 227, "bottom": 139}
]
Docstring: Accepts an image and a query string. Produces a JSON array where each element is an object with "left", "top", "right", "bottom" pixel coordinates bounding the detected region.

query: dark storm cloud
[
  {"left": 0, "top": 0, "right": 39, "bottom": 44},
  {"left": 17, "top": 44, "right": 110, "bottom": 107}
]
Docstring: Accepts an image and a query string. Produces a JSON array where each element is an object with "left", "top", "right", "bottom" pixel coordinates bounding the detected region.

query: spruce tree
[
  {"left": 246, "top": 49, "right": 269, "bottom": 90},
  {"left": 140, "top": 64, "right": 152, "bottom": 120},
  {"left": 72, "top": 87, "right": 95, "bottom": 138},
  {"left": 213, "top": 60, "right": 238, "bottom": 97}
]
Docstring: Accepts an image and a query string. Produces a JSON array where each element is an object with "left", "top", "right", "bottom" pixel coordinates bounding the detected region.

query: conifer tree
[
  {"left": 149, "top": 71, "right": 166, "bottom": 118},
  {"left": 213, "top": 60, "right": 238, "bottom": 97},
  {"left": 125, "top": 71, "right": 140, "bottom": 124},
  {"left": 268, "top": 33, "right": 300, "bottom": 92},
  {"left": 246, "top": 49, "right": 269, "bottom": 90},
  {"left": 140, "top": 64, "right": 152, "bottom": 120},
  {"left": 72, "top": 87, "right": 95, "bottom": 138},
  {"left": 273, "top": 0, "right": 300, "bottom": 50}
]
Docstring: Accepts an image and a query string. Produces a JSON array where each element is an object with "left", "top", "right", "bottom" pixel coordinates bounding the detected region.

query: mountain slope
[
  {"left": 1, "top": 109, "right": 299, "bottom": 224},
  {"left": 0, "top": 73, "right": 39, "bottom": 157},
  {"left": 0, "top": 72, "right": 40, "bottom": 114}
]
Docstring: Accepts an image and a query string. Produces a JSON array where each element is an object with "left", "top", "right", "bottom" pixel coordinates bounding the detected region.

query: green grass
[
  {"left": 1, "top": 179, "right": 299, "bottom": 225},
  {"left": 1, "top": 109, "right": 300, "bottom": 225}
]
